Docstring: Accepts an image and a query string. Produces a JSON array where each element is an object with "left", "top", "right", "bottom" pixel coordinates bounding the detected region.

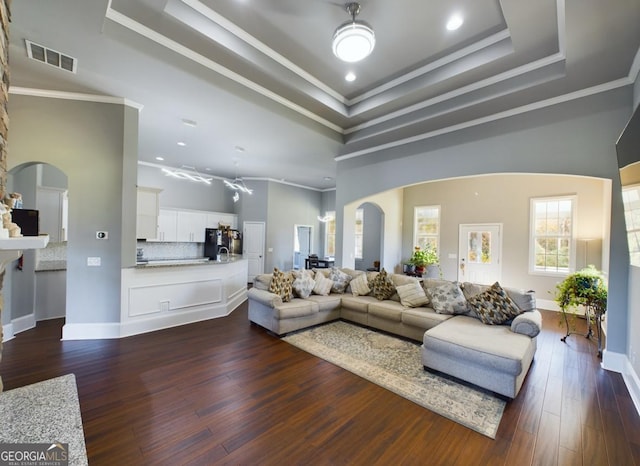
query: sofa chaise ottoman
[{"left": 422, "top": 313, "right": 539, "bottom": 398}]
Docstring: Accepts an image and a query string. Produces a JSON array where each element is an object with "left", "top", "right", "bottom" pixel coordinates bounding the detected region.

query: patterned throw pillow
[
  {"left": 395, "top": 281, "right": 430, "bottom": 307},
  {"left": 427, "top": 281, "right": 468, "bottom": 315},
  {"left": 313, "top": 271, "right": 333, "bottom": 296},
  {"left": 292, "top": 274, "right": 315, "bottom": 298},
  {"left": 467, "top": 282, "right": 523, "bottom": 325},
  {"left": 269, "top": 267, "right": 293, "bottom": 302},
  {"left": 328, "top": 267, "right": 352, "bottom": 294},
  {"left": 350, "top": 273, "right": 371, "bottom": 296},
  {"left": 370, "top": 268, "right": 396, "bottom": 301}
]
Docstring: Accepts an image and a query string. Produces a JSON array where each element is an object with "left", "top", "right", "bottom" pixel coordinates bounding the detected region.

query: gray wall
[
  {"left": 634, "top": 71, "right": 639, "bottom": 110},
  {"left": 39, "top": 163, "right": 68, "bottom": 189},
  {"left": 264, "top": 182, "right": 323, "bottom": 271},
  {"left": 335, "top": 87, "right": 632, "bottom": 356},
  {"left": 236, "top": 179, "right": 268, "bottom": 228},
  {"left": 8, "top": 94, "right": 136, "bottom": 325},
  {"left": 624, "top": 70, "right": 640, "bottom": 380},
  {"left": 137, "top": 163, "right": 235, "bottom": 213}
]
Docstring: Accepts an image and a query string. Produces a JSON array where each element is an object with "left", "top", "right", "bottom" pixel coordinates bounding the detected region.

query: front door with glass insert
[{"left": 457, "top": 224, "right": 502, "bottom": 285}]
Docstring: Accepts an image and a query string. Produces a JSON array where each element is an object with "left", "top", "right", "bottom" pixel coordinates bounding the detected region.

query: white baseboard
[
  {"left": 12, "top": 314, "right": 36, "bottom": 335},
  {"left": 2, "top": 323, "right": 14, "bottom": 342},
  {"left": 62, "top": 322, "right": 121, "bottom": 340},
  {"left": 602, "top": 349, "right": 640, "bottom": 416},
  {"left": 623, "top": 360, "right": 640, "bottom": 416},
  {"left": 2, "top": 315, "right": 37, "bottom": 342},
  {"left": 602, "top": 349, "right": 627, "bottom": 372}
]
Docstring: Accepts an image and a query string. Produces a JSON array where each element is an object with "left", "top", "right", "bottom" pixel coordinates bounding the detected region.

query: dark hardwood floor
[{"left": 2, "top": 305, "right": 639, "bottom": 465}]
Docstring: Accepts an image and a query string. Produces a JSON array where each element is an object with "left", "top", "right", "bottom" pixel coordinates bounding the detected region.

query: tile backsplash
[
  {"left": 37, "top": 242, "right": 67, "bottom": 262},
  {"left": 136, "top": 241, "right": 204, "bottom": 260}
]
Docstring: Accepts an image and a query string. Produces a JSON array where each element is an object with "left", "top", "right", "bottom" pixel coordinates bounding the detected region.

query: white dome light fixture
[{"left": 332, "top": 3, "right": 375, "bottom": 63}]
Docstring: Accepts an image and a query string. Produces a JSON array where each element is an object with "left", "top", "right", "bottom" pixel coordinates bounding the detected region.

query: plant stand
[{"left": 560, "top": 305, "right": 603, "bottom": 357}]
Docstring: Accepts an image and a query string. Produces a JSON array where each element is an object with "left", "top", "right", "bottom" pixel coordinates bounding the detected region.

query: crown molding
[{"left": 8, "top": 87, "right": 144, "bottom": 109}]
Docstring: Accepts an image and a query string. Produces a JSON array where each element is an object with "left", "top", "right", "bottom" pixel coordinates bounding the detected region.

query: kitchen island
[{"left": 120, "top": 257, "right": 248, "bottom": 337}]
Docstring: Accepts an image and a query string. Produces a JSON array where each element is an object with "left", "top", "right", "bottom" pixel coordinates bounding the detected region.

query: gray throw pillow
[
  {"left": 292, "top": 275, "right": 315, "bottom": 298},
  {"left": 427, "top": 281, "right": 468, "bottom": 315},
  {"left": 328, "top": 267, "right": 352, "bottom": 294}
]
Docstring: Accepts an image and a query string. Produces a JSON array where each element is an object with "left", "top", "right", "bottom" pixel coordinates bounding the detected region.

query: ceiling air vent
[{"left": 25, "top": 40, "right": 77, "bottom": 73}]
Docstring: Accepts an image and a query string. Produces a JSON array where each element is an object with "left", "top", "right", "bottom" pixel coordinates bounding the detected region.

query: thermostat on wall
[{"left": 96, "top": 231, "right": 108, "bottom": 239}]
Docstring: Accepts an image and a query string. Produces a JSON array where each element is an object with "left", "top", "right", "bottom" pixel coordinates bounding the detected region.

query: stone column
[{"left": 0, "top": 0, "right": 11, "bottom": 392}]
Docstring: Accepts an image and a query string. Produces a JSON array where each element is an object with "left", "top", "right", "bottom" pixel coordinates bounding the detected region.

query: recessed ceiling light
[
  {"left": 345, "top": 72, "right": 356, "bottom": 82},
  {"left": 324, "top": 176, "right": 333, "bottom": 181},
  {"left": 182, "top": 118, "right": 197, "bottom": 127},
  {"left": 177, "top": 141, "right": 186, "bottom": 147},
  {"left": 155, "top": 156, "right": 164, "bottom": 161},
  {"left": 234, "top": 145, "right": 246, "bottom": 153},
  {"left": 446, "top": 13, "right": 464, "bottom": 31}
]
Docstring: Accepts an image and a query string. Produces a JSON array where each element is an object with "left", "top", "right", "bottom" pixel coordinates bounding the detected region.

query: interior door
[
  {"left": 458, "top": 224, "right": 502, "bottom": 285},
  {"left": 244, "top": 221, "right": 266, "bottom": 283}
]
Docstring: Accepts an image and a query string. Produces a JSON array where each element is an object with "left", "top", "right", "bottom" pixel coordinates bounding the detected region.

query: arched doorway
[{"left": 5, "top": 162, "right": 68, "bottom": 336}]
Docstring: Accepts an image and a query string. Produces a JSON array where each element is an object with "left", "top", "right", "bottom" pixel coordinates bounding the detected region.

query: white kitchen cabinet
[
  {"left": 151, "top": 209, "right": 178, "bottom": 242},
  {"left": 36, "top": 186, "right": 68, "bottom": 243},
  {"left": 136, "top": 187, "right": 162, "bottom": 239},
  {"left": 176, "top": 210, "right": 207, "bottom": 242}
]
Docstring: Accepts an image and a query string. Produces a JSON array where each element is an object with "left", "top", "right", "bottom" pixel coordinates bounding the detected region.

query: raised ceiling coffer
[{"left": 25, "top": 40, "right": 77, "bottom": 73}]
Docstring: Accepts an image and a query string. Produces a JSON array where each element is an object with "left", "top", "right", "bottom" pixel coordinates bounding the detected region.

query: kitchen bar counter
[
  {"left": 135, "top": 256, "right": 244, "bottom": 267},
  {"left": 120, "top": 258, "right": 248, "bottom": 338}
]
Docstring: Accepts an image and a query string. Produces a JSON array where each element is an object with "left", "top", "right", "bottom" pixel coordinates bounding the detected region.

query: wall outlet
[
  {"left": 87, "top": 257, "right": 101, "bottom": 266},
  {"left": 96, "top": 231, "right": 108, "bottom": 239},
  {"left": 159, "top": 300, "right": 170, "bottom": 312}
]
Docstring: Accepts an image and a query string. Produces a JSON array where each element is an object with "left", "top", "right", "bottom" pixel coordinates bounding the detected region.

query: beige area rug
[
  {"left": 0, "top": 374, "right": 88, "bottom": 465},
  {"left": 283, "top": 321, "right": 505, "bottom": 438}
]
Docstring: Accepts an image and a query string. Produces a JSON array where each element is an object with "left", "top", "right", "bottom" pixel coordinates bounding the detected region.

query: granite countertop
[
  {"left": 135, "top": 256, "right": 245, "bottom": 268},
  {"left": 35, "top": 260, "right": 67, "bottom": 272}
]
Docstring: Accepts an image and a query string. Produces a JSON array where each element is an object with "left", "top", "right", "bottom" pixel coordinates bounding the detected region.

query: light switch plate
[{"left": 87, "top": 257, "right": 101, "bottom": 266}]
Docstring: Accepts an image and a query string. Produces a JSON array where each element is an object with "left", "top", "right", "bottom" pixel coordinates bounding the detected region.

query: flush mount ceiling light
[
  {"left": 162, "top": 167, "right": 212, "bottom": 184},
  {"left": 446, "top": 13, "right": 464, "bottom": 31},
  {"left": 332, "top": 2, "right": 375, "bottom": 63}
]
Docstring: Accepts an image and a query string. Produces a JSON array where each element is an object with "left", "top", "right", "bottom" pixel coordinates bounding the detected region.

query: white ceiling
[{"left": 8, "top": 0, "right": 640, "bottom": 190}]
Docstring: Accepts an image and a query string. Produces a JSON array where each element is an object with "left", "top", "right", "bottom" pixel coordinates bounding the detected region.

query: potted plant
[
  {"left": 408, "top": 245, "right": 439, "bottom": 277},
  {"left": 554, "top": 265, "right": 607, "bottom": 356}
]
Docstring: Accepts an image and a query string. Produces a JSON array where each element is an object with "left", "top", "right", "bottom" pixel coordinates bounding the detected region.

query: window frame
[
  {"left": 354, "top": 208, "right": 364, "bottom": 260},
  {"left": 529, "top": 195, "right": 577, "bottom": 276},
  {"left": 413, "top": 205, "right": 441, "bottom": 253},
  {"left": 323, "top": 211, "right": 336, "bottom": 258}
]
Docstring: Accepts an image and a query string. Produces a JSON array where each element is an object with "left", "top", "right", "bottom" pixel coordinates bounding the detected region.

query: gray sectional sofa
[{"left": 247, "top": 268, "right": 542, "bottom": 398}]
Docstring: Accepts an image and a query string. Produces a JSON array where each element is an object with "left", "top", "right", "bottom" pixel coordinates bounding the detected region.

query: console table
[{"left": 305, "top": 258, "right": 334, "bottom": 269}]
